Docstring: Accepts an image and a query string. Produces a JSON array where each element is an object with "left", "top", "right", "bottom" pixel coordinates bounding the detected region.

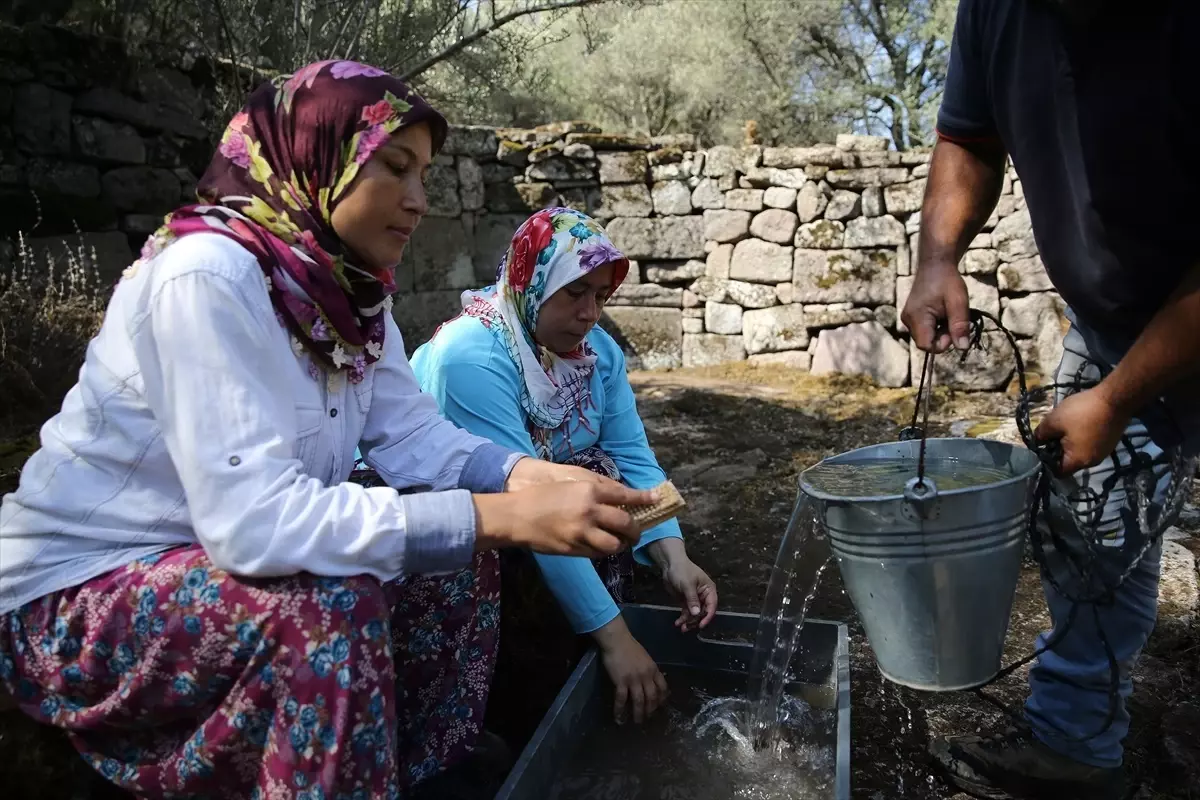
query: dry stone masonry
[
  {"left": 396, "top": 124, "right": 1068, "bottom": 390},
  {"left": 0, "top": 25, "right": 1068, "bottom": 391}
]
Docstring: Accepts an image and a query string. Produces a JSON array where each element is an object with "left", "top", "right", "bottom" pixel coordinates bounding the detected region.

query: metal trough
[{"left": 495, "top": 603, "right": 851, "bottom": 800}]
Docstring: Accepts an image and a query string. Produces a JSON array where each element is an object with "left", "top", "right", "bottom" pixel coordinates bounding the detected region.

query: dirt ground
[{"left": 1, "top": 364, "right": 1197, "bottom": 799}]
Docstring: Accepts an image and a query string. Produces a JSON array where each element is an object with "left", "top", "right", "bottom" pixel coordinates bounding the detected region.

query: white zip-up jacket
[{"left": 0, "top": 233, "right": 520, "bottom": 616}]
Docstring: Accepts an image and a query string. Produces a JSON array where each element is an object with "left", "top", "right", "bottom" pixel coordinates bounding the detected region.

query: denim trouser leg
[{"left": 1023, "top": 325, "right": 1186, "bottom": 768}]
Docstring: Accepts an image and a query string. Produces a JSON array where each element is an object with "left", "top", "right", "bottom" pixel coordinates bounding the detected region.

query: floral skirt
[{"left": 0, "top": 543, "right": 501, "bottom": 799}]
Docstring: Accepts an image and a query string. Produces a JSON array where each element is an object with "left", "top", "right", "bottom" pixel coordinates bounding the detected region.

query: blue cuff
[
  {"left": 399, "top": 489, "right": 476, "bottom": 574},
  {"left": 458, "top": 443, "right": 521, "bottom": 494}
]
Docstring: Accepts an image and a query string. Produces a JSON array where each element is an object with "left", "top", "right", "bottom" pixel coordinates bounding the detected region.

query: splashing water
[
  {"left": 744, "top": 495, "right": 831, "bottom": 748},
  {"left": 802, "top": 457, "right": 1015, "bottom": 497}
]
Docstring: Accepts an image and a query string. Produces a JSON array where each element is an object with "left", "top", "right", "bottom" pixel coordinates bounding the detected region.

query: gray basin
[{"left": 495, "top": 603, "right": 850, "bottom": 800}]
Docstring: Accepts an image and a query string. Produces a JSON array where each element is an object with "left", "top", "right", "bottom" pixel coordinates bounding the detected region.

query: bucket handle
[{"left": 903, "top": 475, "right": 939, "bottom": 519}]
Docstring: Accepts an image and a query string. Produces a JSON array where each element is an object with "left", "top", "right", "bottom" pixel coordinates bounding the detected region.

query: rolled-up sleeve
[{"left": 132, "top": 262, "right": 476, "bottom": 581}]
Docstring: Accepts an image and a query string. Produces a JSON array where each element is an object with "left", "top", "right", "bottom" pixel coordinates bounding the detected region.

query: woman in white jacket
[{"left": 0, "top": 59, "right": 653, "bottom": 799}]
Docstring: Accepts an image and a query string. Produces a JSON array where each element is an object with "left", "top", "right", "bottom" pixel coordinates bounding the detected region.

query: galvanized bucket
[{"left": 800, "top": 437, "right": 1042, "bottom": 691}]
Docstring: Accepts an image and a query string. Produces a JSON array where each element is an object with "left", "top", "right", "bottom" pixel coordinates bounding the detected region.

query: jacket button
[
  {"left": 330, "top": 408, "right": 338, "bottom": 418},
  {"left": 229, "top": 456, "right": 241, "bottom": 466}
]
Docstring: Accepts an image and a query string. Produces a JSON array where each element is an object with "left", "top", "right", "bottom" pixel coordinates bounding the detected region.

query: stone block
[
  {"left": 652, "top": 181, "right": 692, "bottom": 215},
  {"left": 652, "top": 133, "right": 699, "bottom": 149},
  {"left": 527, "top": 156, "right": 593, "bottom": 183},
  {"left": 836, "top": 134, "right": 889, "bottom": 152},
  {"left": 72, "top": 116, "right": 145, "bottom": 165},
  {"left": 991, "top": 209, "right": 1037, "bottom": 260},
  {"left": 843, "top": 215, "right": 906, "bottom": 248},
  {"left": 14, "top": 83, "right": 72, "bottom": 156},
  {"left": 74, "top": 86, "right": 206, "bottom": 139},
  {"left": 601, "top": 307, "right": 683, "bottom": 369},
  {"left": 392, "top": 290, "right": 463, "bottom": 353},
  {"left": 875, "top": 304, "right": 898, "bottom": 329},
  {"left": 566, "top": 133, "right": 652, "bottom": 151},
  {"left": 704, "top": 301, "right": 743, "bottom": 335},
  {"left": 740, "top": 167, "right": 806, "bottom": 190},
  {"left": 564, "top": 142, "right": 596, "bottom": 160},
  {"left": 961, "top": 249, "right": 1000, "bottom": 275},
  {"left": 730, "top": 239, "right": 793, "bottom": 284},
  {"left": 645, "top": 260, "right": 706, "bottom": 284},
  {"left": 691, "top": 178, "right": 724, "bottom": 210},
  {"left": 793, "top": 248, "right": 896, "bottom": 305},
  {"left": 794, "top": 220, "right": 845, "bottom": 249},
  {"left": 609, "top": 284, "right": 684, "bottom": 307},
  {"left": 703, "top": 209, "right": 751, "bottom": 243},
  {"left": 408, "top": 217, "right": 475, "bottom": 291},
  {"left": 883, "top": 179, "right": 926, "bottom": 214},
  {"left": 528, "top": 143, "right": 564, "bottom": 164},
  {"left": 683, "top": 333, "right": 746, "bottom": 367},
  {"left": 812, "top": 321, "right": 909, "bottom": 387},
  {"left": 763, "top": 187, "right": 797, "bottom": 209},
  {"left": 485, "top": 181, "right": 555, "bottom": 213},
  {"left": 457, "top": 157, "right": 485, "bottom": 211},
  {"left": 471, "top": 213, "right": 527, "bottom": 282},
  {"left": 101, "top": 166, "right": 180, "bottom": 212},
  {"left": 596, "top": 184, "right": 654, "bottom": 219},
  {"left": 861, "top": 187, "right": 884, "bottom": 217},
  {"left": 749, "top": 350, "right": 812, "bottom": 370},
  {"left": 444, "top": 126, "right": 499, "bottom": 158},
  {"left": 825, "top": 168, "right": 910, "bottom": 189},
  {"left": 825, "top": 190, "right": 861, "bottom": 221},
  {"left": 599, "top": 151, "right": 648, "bottom": 184},
  {"left": 802, "top": 303, "right": 873, "bottom": 329},
  {"left": 27, "top": 159, "right": 101, "bottom": 198},
  {"left": 683, "top": 316, "right": 704, "bottom": 333},
  {"left": 1001, "top": 292, "right": 1066, "bottom": 338},
  {"left": 795, "top": 181, "right": 830, "bottom": 223},
  {"left": 910, "top": 332, "right": 1014, "bottom": 390},
  {"left": 496, "top": 139, "right": 531, "bottom": 166},
  {"left": 998, "top": 256, "right": 1053, "bottom": 292},
  {"left": 762, "top": 146, "right": 840, "bottom": 168},
  {"left": 725, "top": 189, "right": 765, "bottom": 211},
  {"left": 422, "top": 163, "right": 460, "bottom": 217},
  {"left": 704, "top": 145, "right": 759, "bottom": 177},
  {"left": 912, "top": 163, "right": 930, "bottom": 178},
  {"left": 743, "top": 304, "right": 809, "bottom": 354},
  {"left": 608, "top": 217, "right": 704, "bottom": 260},
  {"left": 749, "top": 209, "right": 798, "bottom": 244},
  {"left": 706, "top": 243, "right": 733, "bottom": 279},
  {"left": 688, "top": 277, "right": 778, "bottom": 309}
]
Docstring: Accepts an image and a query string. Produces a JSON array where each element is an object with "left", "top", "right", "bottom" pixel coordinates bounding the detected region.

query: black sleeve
[{"left": 936, "top": 0, "right": 998, "bottom": 140}]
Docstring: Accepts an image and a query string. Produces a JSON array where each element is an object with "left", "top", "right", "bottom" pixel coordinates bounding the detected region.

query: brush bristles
[{"left": 623, "top": 480, "right": 686, "bottom": 532}]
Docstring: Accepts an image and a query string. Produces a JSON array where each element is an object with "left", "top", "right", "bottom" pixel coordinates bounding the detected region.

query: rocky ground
[{"left": 1, "top": 364, "right": 1197, "bottom": 799}]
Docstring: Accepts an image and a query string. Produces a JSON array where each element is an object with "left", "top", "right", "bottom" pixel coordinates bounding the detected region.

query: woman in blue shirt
[{"left": 411, "top": 207, "right": 718, "bottom": 725}]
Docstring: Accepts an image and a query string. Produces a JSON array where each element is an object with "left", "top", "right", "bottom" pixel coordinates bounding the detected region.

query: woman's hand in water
[
  {"left": 474, "top": 481, "right": 656, "bottom": 559},
  {"left": 504, "top": 456, "right": 628, "bottom": 493},
  {"left": 647, "top": 538, "right": 719, "bottom": 633},
  {"left": 592, "top": 616, "right": 669, "bottom": 725}
]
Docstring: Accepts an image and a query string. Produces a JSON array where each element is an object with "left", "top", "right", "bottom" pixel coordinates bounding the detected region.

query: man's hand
[
  {"left": 647, "top": 538, "right": 718, "bottom": 633},
  {"left": 474, "top": 481, "right": 656, "bottom": 558},
  {"left": 592, "top": 616, "right": 669, "bottom": 725},
  {"left": 504, "top": 457, "right": 626, "bottom": 493},
  {"left": 1034, "top": 386, "right": 1129, "bottom": 475},
  {"left": 901, "top": 260, "right": 972, "bottom": 354}
]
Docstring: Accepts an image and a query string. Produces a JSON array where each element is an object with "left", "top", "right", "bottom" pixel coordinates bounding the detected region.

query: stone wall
[
  {"left": 1, "top": 23, "right": 1065, "bottom": 391},
  {"left": 0, "top": 23, "right": 222, "bottom": 281},
  {"left": 396, "top": 123, "right": 1065, "bottom": 390}
]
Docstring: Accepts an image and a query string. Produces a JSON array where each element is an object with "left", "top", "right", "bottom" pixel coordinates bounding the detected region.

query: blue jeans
[{"left": 1024, "top": 324, "right": 1193, "bottom": 768}]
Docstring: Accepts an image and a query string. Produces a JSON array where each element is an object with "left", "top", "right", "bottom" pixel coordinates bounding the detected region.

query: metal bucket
[{"left": 800, "top": 437, "right": 1042, "bottom": 691}]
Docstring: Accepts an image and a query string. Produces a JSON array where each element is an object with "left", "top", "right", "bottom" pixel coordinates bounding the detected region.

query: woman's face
[
  {"left": 331, "top": 121, "right": 432, "bottom": 272},
  {"left": 535, "top": 263, "right": 616, "bottom": 354}
]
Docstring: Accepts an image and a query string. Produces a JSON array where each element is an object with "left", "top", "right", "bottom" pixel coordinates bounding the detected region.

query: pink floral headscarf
[{"left": 134, "top": 60, "right": 447, "bottom": 383}]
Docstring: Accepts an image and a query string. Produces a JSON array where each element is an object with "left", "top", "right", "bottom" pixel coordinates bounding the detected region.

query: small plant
[{"left": 0, "top": 226, "right": 108, "bottom": 432}]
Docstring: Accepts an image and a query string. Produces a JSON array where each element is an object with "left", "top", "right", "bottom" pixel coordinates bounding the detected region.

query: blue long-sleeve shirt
[{"left": 409, "top": 315, "right": 683, "bottom": 633}]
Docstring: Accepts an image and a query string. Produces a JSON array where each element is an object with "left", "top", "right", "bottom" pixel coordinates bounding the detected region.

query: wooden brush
[{"left": 623, "top": 479, "right": 687, "bottom": 533}]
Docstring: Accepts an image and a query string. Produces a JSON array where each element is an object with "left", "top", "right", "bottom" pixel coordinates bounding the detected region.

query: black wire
[{"left": 904, "top": 308, "right": 1188, "bottom": 744}]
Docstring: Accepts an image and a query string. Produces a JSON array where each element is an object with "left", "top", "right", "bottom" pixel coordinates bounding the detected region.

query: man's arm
[
  {"left": 903, "top": 135, "right": 1007, "bottom": 352},
  {"left": 1036, "top": 261, "right": 1200, "bottom": 473}
]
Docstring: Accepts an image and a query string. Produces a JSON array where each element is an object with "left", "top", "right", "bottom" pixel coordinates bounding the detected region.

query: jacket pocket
[{"left": 294, "top": 404, "right": 325, "bottom": 468}]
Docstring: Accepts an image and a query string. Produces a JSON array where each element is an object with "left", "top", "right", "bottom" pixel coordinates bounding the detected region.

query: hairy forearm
[
  {"left": 917, "top": 136, "right": 1008, "bottom": 271},
  {"left": 1097, "top": 262, "right": 1200, "bottom": 419}
]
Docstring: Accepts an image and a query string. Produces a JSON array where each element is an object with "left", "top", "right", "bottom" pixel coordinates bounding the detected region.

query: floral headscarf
[
  {"left": 442, "top": 207, "right": 629, "bottom": 433},
  {"left": 133, "top": 59, "right": 447, "bottom": 383}
]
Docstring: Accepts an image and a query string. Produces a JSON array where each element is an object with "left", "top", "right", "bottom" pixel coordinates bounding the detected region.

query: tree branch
[{"left": 398, "top": 0, "right": 608, "bottom": 80}]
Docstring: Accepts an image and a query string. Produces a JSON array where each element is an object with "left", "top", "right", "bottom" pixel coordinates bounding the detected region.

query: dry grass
[{"left": 0, "top": 229, "right": 108, "bottom": 434}]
